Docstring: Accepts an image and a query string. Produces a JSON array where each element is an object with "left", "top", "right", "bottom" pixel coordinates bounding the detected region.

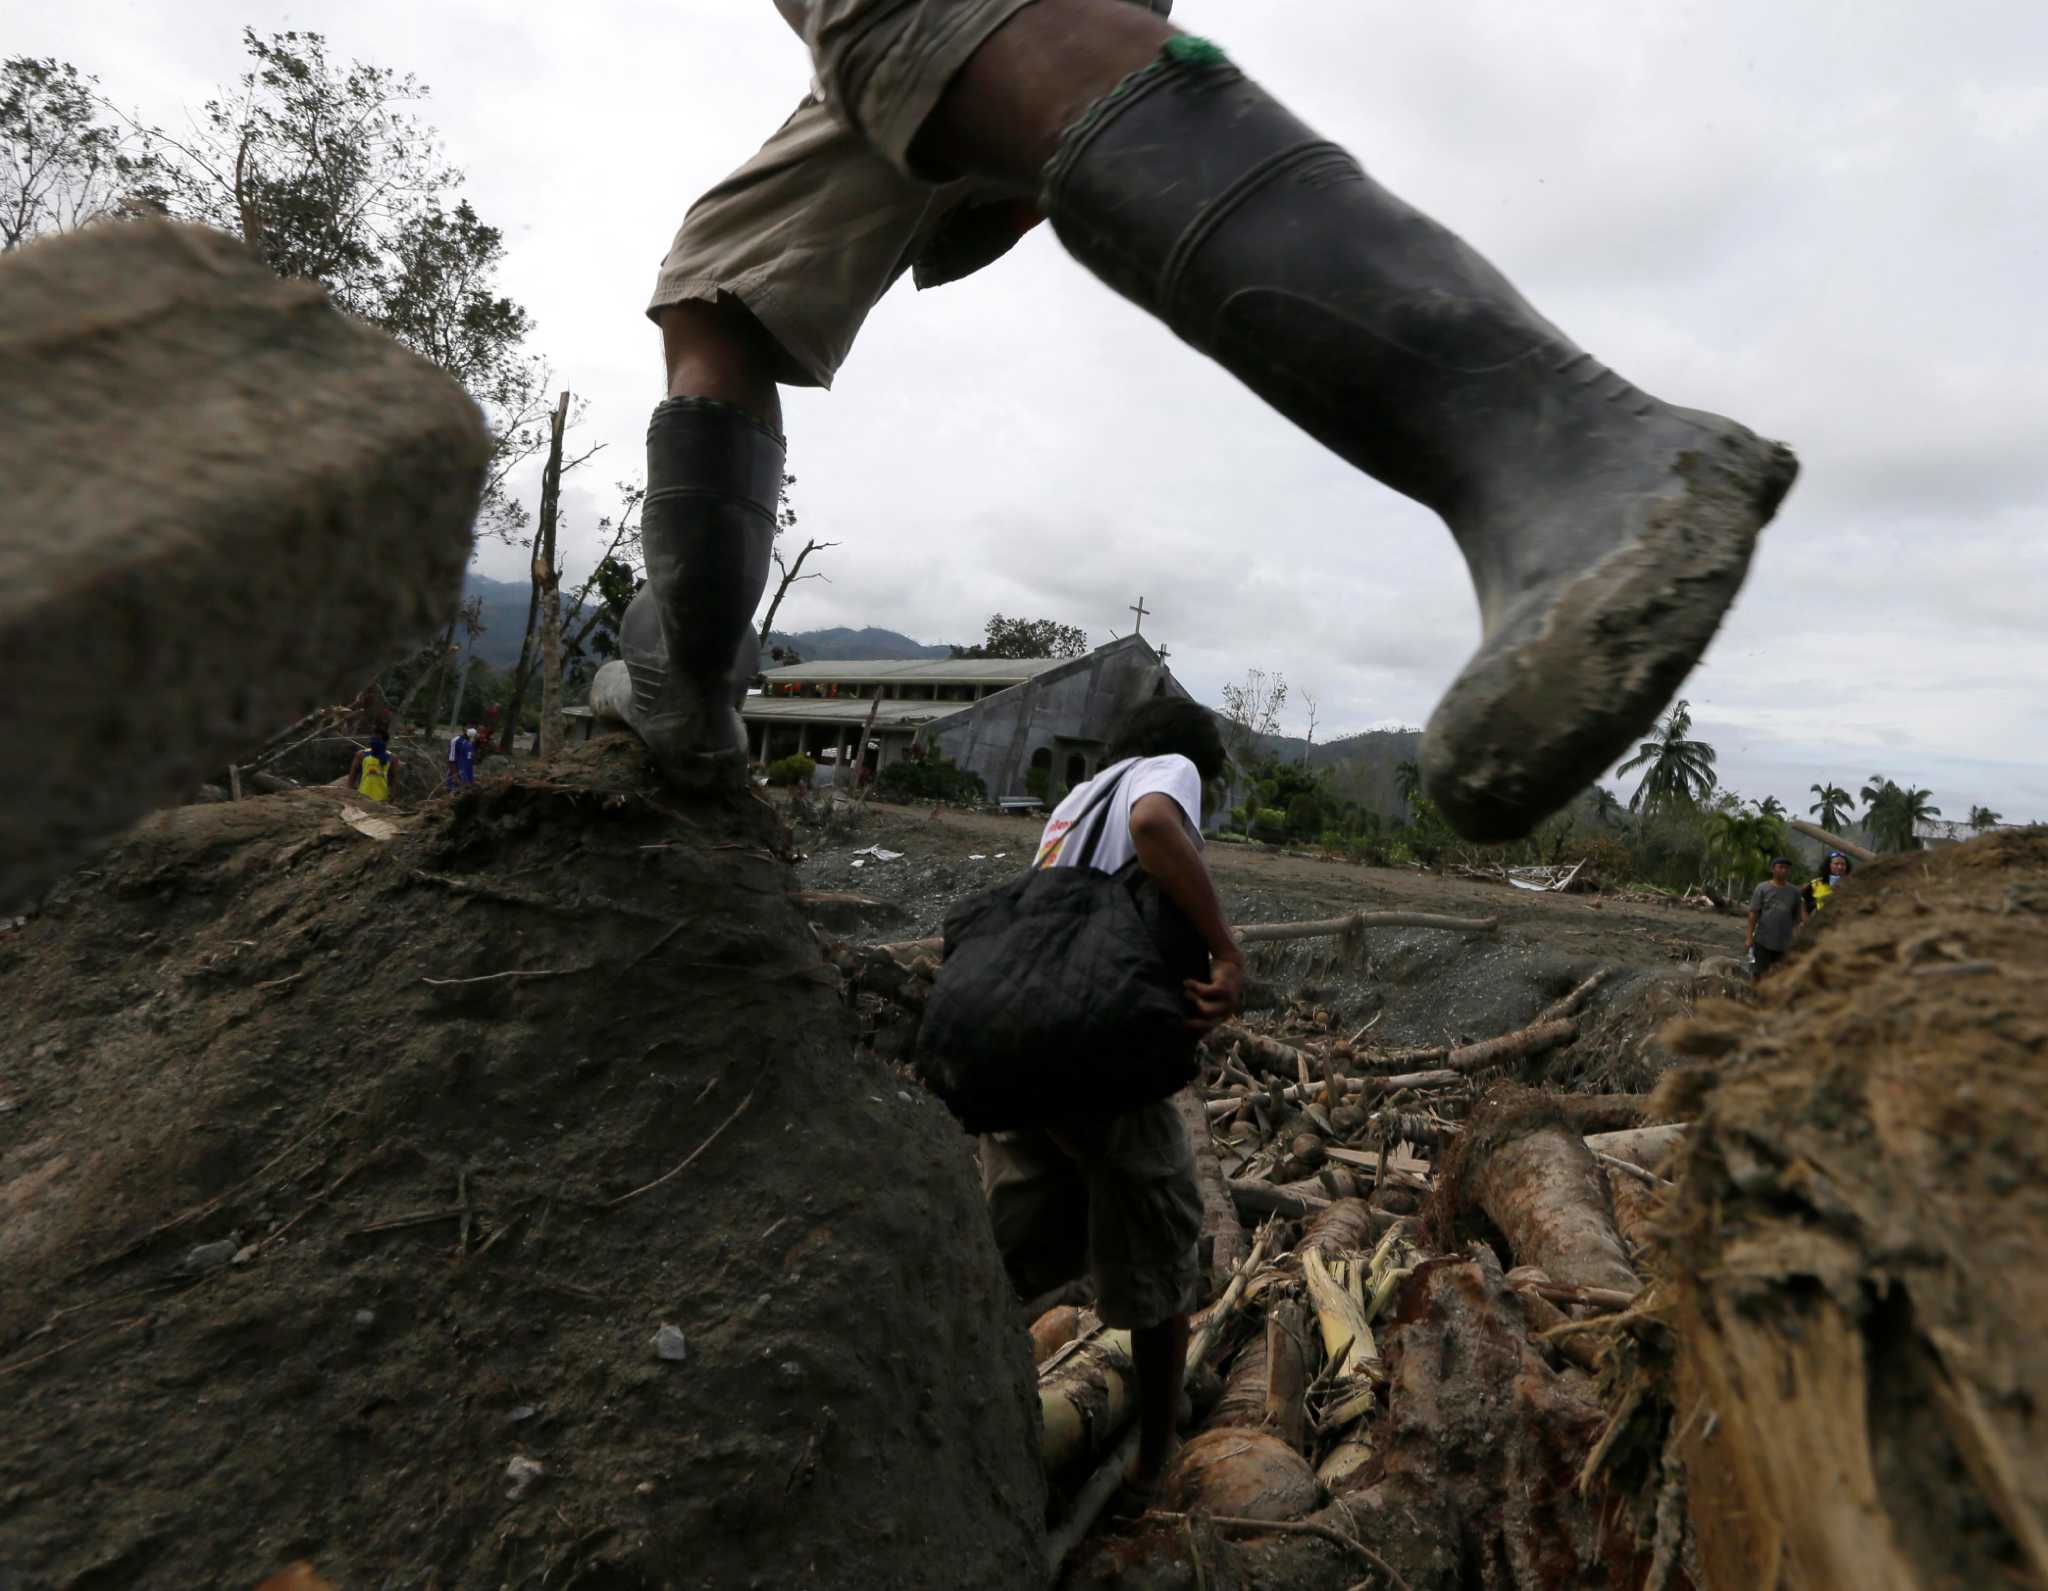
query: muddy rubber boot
[
  {"left": 613, "top": 398, "right": 781, "bottom": 785},
  {"left": 1043, "top": 41, "right": 1798, "bottom": 840}
]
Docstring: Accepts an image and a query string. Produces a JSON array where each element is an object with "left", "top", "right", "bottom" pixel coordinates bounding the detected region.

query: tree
[
  {"left": 1751, "top": 794, "right": 1786, "bottom": 819},
  {"left": 1219, "top": 668, "right": 1287, "bottom": 761},
  {"left": 1617, "top": 699, "right": 1717, "bottom": 817},
  {"left": 1969, "top": 804, "right": 2004, "bottom": 832},
  {"left": 2, "top": 55, "right": 164, "bottom": 249},
  {"left": 952, "top": 614, "right": 1088, "bottom": 661},
  {"left": 1865, "top": 783, "right": 1941, "bottom": 852},
  {"left": 1394, "top": 758, "right": 1423, "bottom": 812},
  {"left": 1705, "top": 807, "right": 1786, "bottom": 885},
  {"left": 1809, "top": 782, "right": 1854, "bottom": 833},
  {"left": 136, "top": 29, "right": 545, "bottom": 541},
  {"left": 1592, "top": 786, "right": 1627, "bottom": 828},
  {"left": 1300, "top": 690, "right": 1320, "bottom": 765}
]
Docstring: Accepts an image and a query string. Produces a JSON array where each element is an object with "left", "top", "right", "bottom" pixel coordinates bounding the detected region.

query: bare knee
[{"left": 656, "top": 299, "right": 783, "bottom": 431}]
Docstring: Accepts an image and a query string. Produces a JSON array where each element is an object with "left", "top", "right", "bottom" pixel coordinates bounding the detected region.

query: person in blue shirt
[{"left": 445, "top": 725, "right": 479, "bottom": 791}]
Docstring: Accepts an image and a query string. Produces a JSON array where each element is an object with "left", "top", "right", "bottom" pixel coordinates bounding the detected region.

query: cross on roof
[
  {"left": 1128, "top": 594, "right": 1151, "bottom": 635},
  {"left": 1155, "top": 643, "right": 1171, "bottom": 663}
]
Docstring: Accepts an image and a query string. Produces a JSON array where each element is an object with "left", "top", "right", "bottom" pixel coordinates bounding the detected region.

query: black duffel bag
[{"left": 914, "top": 769, "right": 1210, "bottom": 1133}]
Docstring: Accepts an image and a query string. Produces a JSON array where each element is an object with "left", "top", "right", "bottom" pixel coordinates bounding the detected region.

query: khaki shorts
[
  {"left": 981, "top": 1094, "right": 1202, "bottom": 1331},
  {"left": 647, "top": 0, "right": 1170, "bottom": 388}
]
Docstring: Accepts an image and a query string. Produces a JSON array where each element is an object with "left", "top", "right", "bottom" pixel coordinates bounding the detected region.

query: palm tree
[
  {"left": 1617, "top": 699, "right": 1717, "bottom": 817},
  {"left": 1592, "top": 786, "right": 1627, "bottom": 827},
  {"left": 1969, "top": 804, "right": 2004, "bottom": 832},
  {"left": 1394, "top": 759, "right": 1422, "bottom": 812},
  {"left": 1809, "top": 782, "right": 1854, "bottom": 833},
  {"left": 1752, "top": 794, "right": 1786, "bottom": 820},
  {"left": 1866, "top": 784, "right": 1942, "bottom": 851},
  {"left": 1860, "top": 773, "right": 1894, "bottom": 812}
]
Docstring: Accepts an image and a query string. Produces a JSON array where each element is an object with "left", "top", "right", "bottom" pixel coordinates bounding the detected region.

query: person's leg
[
  {"left": 598, "top": 94, "right": 955, "bottom": 782},
  {"left": 1077, "top": 1095, "right": 1204, "bottom": 1490},
  {"left": 1128, "top": 1311, "right": 1189, "bottom": 1486},
  {"left": 817, "top": 0, "right": 1798, "bottom": 841}
]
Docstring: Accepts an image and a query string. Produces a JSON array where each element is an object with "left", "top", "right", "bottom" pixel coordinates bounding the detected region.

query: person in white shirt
[{"left": 983, "top": 698, "right": 1243, "bottom": 1502}]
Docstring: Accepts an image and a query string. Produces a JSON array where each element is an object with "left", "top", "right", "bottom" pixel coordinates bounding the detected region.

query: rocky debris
[
  {"left": 651, "top": 1323, "right": 689, "bottom": 1362},
  {"left": 0, "top": 220, "right": 488, "bottom": 904}
]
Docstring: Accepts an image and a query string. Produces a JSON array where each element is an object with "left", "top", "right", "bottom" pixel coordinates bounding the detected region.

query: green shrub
[
  {"left": 876, "top": 756, "right": 988, "bottom": 805},
  {"left": 765, "top": 753, "right": 817, "bottom": 788}
]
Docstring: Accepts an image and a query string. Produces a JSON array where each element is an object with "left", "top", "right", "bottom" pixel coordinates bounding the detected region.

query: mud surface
[{"left": 0, "top": 740, "right": 1043, "bottom": 1590}]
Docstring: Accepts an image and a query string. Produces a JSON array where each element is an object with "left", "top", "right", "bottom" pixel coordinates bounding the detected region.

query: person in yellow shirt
[
  {"left": 1806, "top": 850, "right": 1853, "bottom": 913},
  {"left": 348, "top": 736, "right": 396, "bottom": 803}
]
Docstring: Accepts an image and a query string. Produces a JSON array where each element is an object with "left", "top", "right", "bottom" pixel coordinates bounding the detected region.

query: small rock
[
  {"left": 508, "top": 1404, "right": 539, "bottom": 1424},
  {"left": 652, "top": 1323, "right": 689, "bottom": 1362},
  {"left": 778, "top": 1360, "right": 802, "bottom": 1383},
  {"left": 634, "top": 1480, "right": 656, "bottom": 1496},
  {"left": 352, "top": 1309, "right": 376, "bottom": 1334},
  {"left": 504, "top": 1455, "right": 545, "bottom": 1501},
  {"left": 184, "top": 1239, "right": 237, "bottom": 1274},
  {"left": 896, "top": 1091, "right": 913, "bottom": 1104}
]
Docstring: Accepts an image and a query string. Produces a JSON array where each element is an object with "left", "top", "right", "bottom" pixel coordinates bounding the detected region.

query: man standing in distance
[
  {"left": 1748, "top": 856, "right": 1808, "bottom": 977},
  {"left": 596, "top": 0, "right": 1796, "bottom": 842}
]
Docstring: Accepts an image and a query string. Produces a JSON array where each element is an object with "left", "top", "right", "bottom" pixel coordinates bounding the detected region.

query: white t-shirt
[{"left": 1034, "top": 755, "right": 1203, "bottom": 874}]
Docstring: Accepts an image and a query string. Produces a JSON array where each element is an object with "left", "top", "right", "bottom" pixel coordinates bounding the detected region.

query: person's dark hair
[
  {"left": 1106, "top": 699, "right": 1228, "bottom": 783},
  {"left": 369, "top": 736, "right": 387, "bottom": 760}
]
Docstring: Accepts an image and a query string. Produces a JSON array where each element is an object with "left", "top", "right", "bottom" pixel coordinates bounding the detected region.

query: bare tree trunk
[
  {"left": 497, "top": 569, "right": 541, "bottom": 759},
  {"left": 406, "top": 617, "right": 457, "bottom": 736},
  {"left": 536, "top": 391, "right": 570, "bottom": 761},
  {"left": 756, "top": 537, "right": 840, "bottom": 645}
]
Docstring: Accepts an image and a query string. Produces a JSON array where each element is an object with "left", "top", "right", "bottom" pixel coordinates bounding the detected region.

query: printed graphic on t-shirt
[{"left": 1033, "top": 756, "right": 1203, "bottom": 874}]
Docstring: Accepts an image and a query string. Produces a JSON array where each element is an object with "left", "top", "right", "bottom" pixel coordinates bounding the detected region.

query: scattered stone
[
  {"left": 652, "top": 1324, "right": 689, "bottom": 1362},
  {"left": 508, "top": 1404, "right": 539, "bottom": 1424},
  {"left": 897, "top": 1091, "right": 914, "bottom": 1104},
  {"left": 503, "top": 1455, "right": 545, "bottom": 1502},
  {"left": 184, "top": 1239, "right": 237, "bottom": 1274},
  {"left": 231, "top": 1244, "right": 259, "bottom": 1266},
  {"left": 351, "top": 1309, "right": 376, "bottom": 1334},
  {"left": 635, "top": 1480, "right": 656, "bottom": 1496}
]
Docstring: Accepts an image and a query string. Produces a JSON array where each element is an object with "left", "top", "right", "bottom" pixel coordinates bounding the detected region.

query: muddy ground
[
  {"left": 796, "top": 796, "right": 1748, "bottom": 1090},
  {"left": 0, "top": 758, "right": 1764, "bottom": 1590}
]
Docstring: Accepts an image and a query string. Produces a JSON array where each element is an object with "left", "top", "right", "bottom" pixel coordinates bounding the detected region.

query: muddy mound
[
  {"left": 0, "top": 737, "right": 1043, "bottom": 1589},
  {"left": 1648, "top": 828, "right": 2048, "bottom": 1588}
]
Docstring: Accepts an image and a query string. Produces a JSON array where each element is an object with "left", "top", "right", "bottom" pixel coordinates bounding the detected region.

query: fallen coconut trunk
[
  {"left": 1161, "top": 1428, "right": 1319, "bottom": 1523},
  {"left": 1785, "top": 818, "right": 1877, "bottom": 862},
  {"left": 1038, "top": 1326, "right": 1135, "bottom": 1475},
  {"left": 1235, "top": 909, "right": 1499, "bottom": 943},
  {"left": 1, "top": 220, "right": 487, "bottom": 904},
  {"left": 1652, "top": 829, "right": 2048, "bottom": 1590},
  {"left": 1583, "top": 1122, "right": 1686, "bottom": 1171},
  {"left": 1176, "top": 1089, "right": 1245, "bottom": 1288},
  {"left": 1029, "top": 1304, "right": 1082, "bottom": 1367},
  {"left": 1438, "top": 1085, "right": 1639, "bottom": 1297},
  {"left": 1445, "top": 1017, "right": 1578, "bottom": 1073}
]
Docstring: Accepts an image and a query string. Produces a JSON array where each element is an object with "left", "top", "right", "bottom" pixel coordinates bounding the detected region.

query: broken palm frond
[{"left": 1179, "top": 1089, "right": 1247, "bottom": 1286}]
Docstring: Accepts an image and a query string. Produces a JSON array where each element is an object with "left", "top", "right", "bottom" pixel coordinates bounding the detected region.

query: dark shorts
[
  {"left": 980, "top": 1093, "right": 1202, "bottom": 1330},
  {"left": 1751, "top": 943, "right": 1786, "bottom": 976}
]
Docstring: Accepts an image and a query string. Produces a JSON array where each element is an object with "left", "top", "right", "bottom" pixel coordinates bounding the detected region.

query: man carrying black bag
[{"left": 979, "top": 699, "right": 1244, "bottom": 1501}]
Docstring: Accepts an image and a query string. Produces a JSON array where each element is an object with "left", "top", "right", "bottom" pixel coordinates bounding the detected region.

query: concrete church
[{"left": 744, "top": 634, "right": 1189, "bottom": 799}]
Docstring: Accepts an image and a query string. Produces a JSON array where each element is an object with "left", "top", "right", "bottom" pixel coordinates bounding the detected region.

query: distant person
[
  {"left": 984, "top": 698, "right": 1243, "bottom": 1506},
  {"left": 1805, "top": 850, "right": 1854, "bottom": 914},
  {"left": 349, "top": 736, "right": 396, "bottom": 803},
  {"left": 446, "top": 725, "right": 479, "bottom": 792},
  {"left": 1747, "top": 856, "right": 1808, "bottom": 976}
]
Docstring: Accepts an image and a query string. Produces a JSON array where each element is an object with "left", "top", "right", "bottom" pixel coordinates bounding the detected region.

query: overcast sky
[{"left": 24, "top": 0, "right": 2048, "bottom": 820}]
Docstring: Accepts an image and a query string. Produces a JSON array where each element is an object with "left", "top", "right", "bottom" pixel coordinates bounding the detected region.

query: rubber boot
[
  {"left": 613, "top": 397, "right": 781, "bottom": 783},
  {"left": 1042, "top": 41, "right": 1798, "bottom": 840}
]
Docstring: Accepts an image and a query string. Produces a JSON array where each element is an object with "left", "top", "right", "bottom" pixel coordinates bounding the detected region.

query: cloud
[{"left": 29, "top": 0, "right": 2047, "bottom": 817}]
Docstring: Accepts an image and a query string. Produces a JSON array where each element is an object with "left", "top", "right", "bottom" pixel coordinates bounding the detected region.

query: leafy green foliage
[
  {"left": 1617, "top": 699, "right": 1717, "bottom": 816},
  {"left": 951, "top": 614, "right": 1087, "bottom": 660},
  {"left": 874, "top": 756, "right": 987, "bottom": 805},
  {"left": 1970, "top": 804, "right": 2004, "bottom": 831},
  {"left": 1808, "top": 781, "right": 1854, "bottom": 833},
  {"left": 2, "top": 55, "right": 165, "bottom": 248},
  {"left": 1861, "top": 777, "right": 1941, "bottom": 852},
  {"left": 764, "top": 753, "right": 816, "bottom": 788}
]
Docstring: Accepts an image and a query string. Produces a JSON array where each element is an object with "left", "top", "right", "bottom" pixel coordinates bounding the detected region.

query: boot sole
[{"left": 1422, "top": 420, "right": 1798, "bottom": 841}]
